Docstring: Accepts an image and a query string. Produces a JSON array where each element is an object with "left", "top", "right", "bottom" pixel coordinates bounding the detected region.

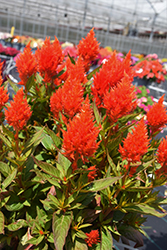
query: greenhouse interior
[{"left": 0, "top": 1, "right": 167, "bottom": 250}]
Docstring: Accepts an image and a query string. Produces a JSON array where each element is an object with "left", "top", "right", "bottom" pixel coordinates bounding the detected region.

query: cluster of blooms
[
  {"left": 1, "top": 28, "right": 167, "bottom": 248},
  {"left": 0, "top": 61, "right": 9, "bottom": 117},
  {"left": 135, "top": 86, "right": 154, "bottom": 114},
  {"left": 85, "top": 230, "right": 100, "bottom": 247},
  {"left": 133, "top": 56, "right": 167, "bottom": 83},
  {"left": 156, "top": 136, "right": 167, "bottom": 177},
  {"left": 0, "top": 43, "right": 20, "bottom": 57},
  {"left": 5, "top": 88, "right": 32, "bottom": 135}
]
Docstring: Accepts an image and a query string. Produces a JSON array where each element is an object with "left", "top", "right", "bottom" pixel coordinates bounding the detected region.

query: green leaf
[
  {"left": 35, "top": 126, "right": 56, "bottom": 150},
  {"left": 7, "top": 219, "right": 27, "bottom": 231},
  {"left": 45, "top": 127, "right": 61, "bottom": 148},
  {"left": 56, "top": 66, "right": 67, "bottom": 78},
  {"left": 0, "top": 133, "right": 11, "bottom": 148},
  {"left": 52, "top": 211, "right": 73, "bottom": 250},
  {"left": 33, "top": 158, "right": 60, "bottom": 179},
  {"left": 74, "top": 239, "right": 88, "bottom": 250},
  {"left": 26, "top": 74, "right": 35, "bottom": 92},
  {"left": 23, "top": 127, "right": 45, "bottom": 152},
  {"left": 41, "top": 134, "right": 55, "bottom": 150},
  {"left": 2, "top": 124, "right": 14, "bottom": 140},
  {"left": 85, "top": 176, "right": 122, "bottom": 192},
  {"left": 107, "top": 151, "right": 117, "bottom": 176},
  {"left": 87, "top": 65, "right": 102, "bottom": 80},
  {"left": 5, "top": 193, "right": 24, "bottom": 211},
  {"left": 67, "top": 53, "right": 75, "bottom": 65},
  {"left": 0, "top": 161, "right": 11, "bottom": 177},
  {"left": 0, "top": 211, "right": 4, "bottom": 234},
  {"left": 2, "top": 168, "right": 17, "bottom": 190},
  {"left": 57, "top": 153, "right": 71, "bottom": 177},
  {"left": 100, "top": 226, "right": 113, "bottom": 250},
  {"left": 7, "top": 76, "right": 19, "bottom": 95},
  {"left": 93, "top": 101, "right": 101, "bottom": 125},
  {"left": 123, "top": 203, "right": 167, "bottom": 217}
]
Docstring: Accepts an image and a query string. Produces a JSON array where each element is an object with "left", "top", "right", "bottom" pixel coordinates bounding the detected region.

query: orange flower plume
[
  {"left": 5, "top": 88, "right": 32, "bottom": 132},
  {"left": 57, "top": 56, "right": 87, "bottom": 84},
  {"left": 103, "top": 74, "right": 137, "bottom": 123},
  {"left": 119, "top": 119, "right": 149, "bottom": 163},
  {"left": 35, "top": 37, "right": 64, "bottom": 83},
  {"left": 91, "top": 51, "right": 134, "bottom": 107},
  {"left": 156, "top": 136, "right": 167, "bottom": 177},
  {"left": 62, "top": 97, "right": 100, "bottom": 166},
  {"left": 77, "top": 28, "right": 100, "bottom": 71},
  {"left": 87, "top": 165, "right": 97, "bottom": 182},
  {"left": 85, "top": 230, "right": 100, "bottom": 247},
  {"left": 147, "top": 95, "right": 167, "bottom": 135},
  {"left": 50, "top": 76, "right": 84, "bottom": 121},
  {"left": 16, "top": 42, "right": 37, "bottom": 87},
  {"left": 0, "top": 61, "right": 8, "bottom": 111}
]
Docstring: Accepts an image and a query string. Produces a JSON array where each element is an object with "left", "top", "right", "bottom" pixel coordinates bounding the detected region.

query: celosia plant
[{"left": 0, "top": 29, "right": 167, "bottom": 250}]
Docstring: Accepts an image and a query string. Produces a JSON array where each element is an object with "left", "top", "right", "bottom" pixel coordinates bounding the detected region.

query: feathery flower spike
[
  {"left": 35, "top": 37, "right": 64, "bottom": 83},
  {"left": 85, "top": 230, "right": 100, "bottom": 247},
  {"left": 77, "top": 28, "right": 100, "bottom": 71},
  {"left": 62, "top": 96, "right": 100, "bottom": 168},
  {"left": 147, "top": 95, "right": 167, "bottom": 134},
  {"left": 16, "top": 42, "right": 37, "bottom": 87},
  {"left": 119, "top": 118, "right": 149, "bottom": 164},
  {"left": 5, "top": 88, "right": 32, "bottom": 133},
  {"left": 103, "top": 74, "right": 137, "bottom": 123},
  {"left": 0, "top": 61, "right": 8, "bottom": 111},
  {"left": 92, "top": 50, "right": 134, "bottom": 107}
]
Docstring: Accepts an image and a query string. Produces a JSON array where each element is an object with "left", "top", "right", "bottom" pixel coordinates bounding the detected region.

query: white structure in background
[{"left": 0, "top": 0, "right": 167, "bottom": 56}]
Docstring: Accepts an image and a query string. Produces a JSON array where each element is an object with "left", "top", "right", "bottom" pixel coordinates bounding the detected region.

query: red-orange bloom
[
  {"left": 119, "top": 119, "right": 149, "bottom": 163},
  {"left": 62, "top": 97, "right": 100, "bottom": 164},
  {"left": 35, "top": 37, "right": 64, "bottom": 83},
  {"left": 16, "top": 42, "right": 37, "bottom": 87},
  {"left": 147, "top": 95, "right": 167, "bottom": 134},
  {"left": 156, "top": 136, "right": 167, "bottom": 176},
  {"left": 85, "top": 230, "right": 100, "bottom": 247},
  {"left": 0, "top": 61, "right": 8, "bottom": 110},
  {"left": 87, "top": 166, "right": 97, "bottom": 182},
  {"left": 5, "top": 88, "right": 32, "bottom": 132},
  {"left": 50, "top": 76, "right": 84, "bottom": 121},
  {"left": 103, "top": 74, "right": 137, "bottom": 123},
  {"left": 92, "top": 51, "right": 134, "bottom": 107},
  {"left": 77, "top": 29, "right": 100, "bottom": 71},
  {"left": 57, "top": 56, "right": 87, "bottom": 84}
]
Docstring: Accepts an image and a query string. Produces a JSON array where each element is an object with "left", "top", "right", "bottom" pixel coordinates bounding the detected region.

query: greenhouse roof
[{"left": 0, "top": 0, "right": 167, "bottom": 34}]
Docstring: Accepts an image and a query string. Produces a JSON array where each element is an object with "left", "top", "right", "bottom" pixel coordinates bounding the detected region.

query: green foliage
[{"left": 0, "top": 37, "right": 167, "bottom": 250}]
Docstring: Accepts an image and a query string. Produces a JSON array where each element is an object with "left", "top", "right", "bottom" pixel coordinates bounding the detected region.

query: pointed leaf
[
  {"left": 93, "top": 101, "right": 101, "bottom": 125},
  {"left": 52, "top": 211, "right": 73, "bottom": 250},
  {"left": 7, "top": 219, "right": 27, "bottom": 231},
  {"left": 0, "top": 161, "right": 11, "bottom": 177},
  {"left": 0, "top": 211, "right": 4, "bottom": 234},
  {"left": 2, "top": 168, "right": 17, "bottom": 190},
  {"left": 57, "top": 153, "right": 71, "bottom": 177},
  {"left": 26, "top": 74, "right": 35, "bottom": 92},
  {"left": 33, "top": 157, "right": 60, "bottom": 179},
  {"left": 100, "top": 226, "right": 113, "bottom": 250},
  {"left": 123, "top": 204, "right": 167, "bottom": 217},
  {"left": 74, "top": 239, "right": 88, "bottom": 250},
  {"left": 0, "top": 133, "right": 11, "bottom": 148},
  {"left": 87, "top": 65, "right": 102, "bottom": 80},
  {"left": 45, "top": 127, "right": 61, "bottom": 148},
  {"left": 23, "top": 127, "right": 45, "bottom": 151},
  {"left": 85, "top": 177, "right": 122, "bottom": 192}
]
